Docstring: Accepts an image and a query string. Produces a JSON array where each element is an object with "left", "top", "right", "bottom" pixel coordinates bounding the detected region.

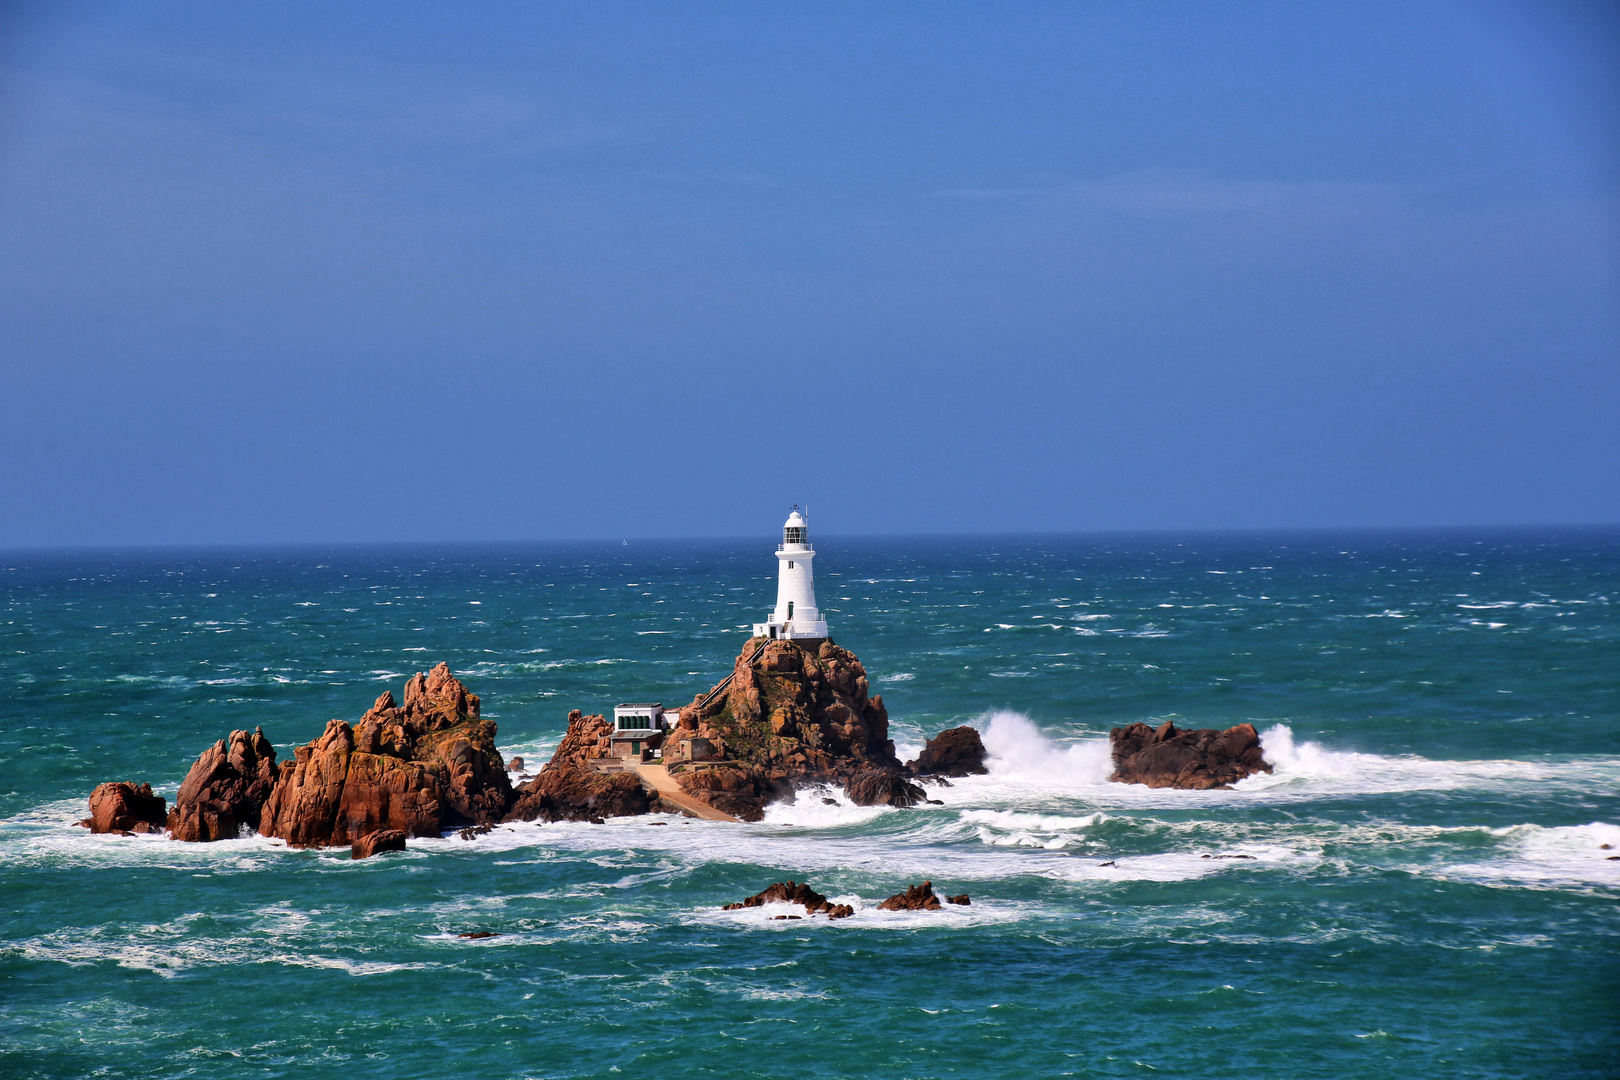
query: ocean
[{"left": 2, "top": 529, "right": 1616, "bottom": 1079}]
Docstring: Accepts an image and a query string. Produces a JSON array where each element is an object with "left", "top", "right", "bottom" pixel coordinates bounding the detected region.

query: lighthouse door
[{"left": 787, "top": 601, "right": 794, "bottom": 620}]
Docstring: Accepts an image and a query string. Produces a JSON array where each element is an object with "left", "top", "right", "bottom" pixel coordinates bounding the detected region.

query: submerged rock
[
  {"left": 85, "top": 782, "right": 166, "bottom": 835},
  {"left": 723, "top": 880, "right": 853, "bottom": 919},
  {"left": 878, "top": 881, "right": 944, "bottom": 911},
  {"left": 351, "top": 829, "right": 407, "bottom": 859},
  {"left": 1108, "top": 721, "right": 1271, "bottom": 790},
  {"left": 908, "top": 725, "right": 988, "bottom": 777},
  {"left": 167, "top": 727, "right": 278, "bottom": 842}
]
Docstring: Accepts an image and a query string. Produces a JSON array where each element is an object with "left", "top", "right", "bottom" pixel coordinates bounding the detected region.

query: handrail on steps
[{"left": 693, "top": 639, "right": 769, "bottom": 714}]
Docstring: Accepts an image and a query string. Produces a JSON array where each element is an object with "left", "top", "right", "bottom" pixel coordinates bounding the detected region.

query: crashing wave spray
[{"left": 980, "top": 711, "right": 1113, "bottom": 786}]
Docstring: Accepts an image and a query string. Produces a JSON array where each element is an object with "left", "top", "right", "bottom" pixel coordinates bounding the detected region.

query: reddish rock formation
[
  {"left": 908, "top": 725, "right": 988, "bottom": 777},
  {"left": 502, "top": 711, "right": 651, "bottom": 823},
  {"left": 351, "top": 829, "right": 407, "bottom": 859},
  {"left": 666, "top": 637, "right": 907, "bottom": 818},
  {"left": 507, "top": 756, "right": 525, "bottom": 773},
  {"left": 372, "top": 665, "right": 512, "bottom": 825},
  {"left": 547, "top": 710, "right": 614, "bottom": 768},
  {"left": 167, "top": 727, "right": 278, "bottom": 842},
  {"left": 878, "top": 881, "right": 944, "bottom": 911},
  {"left": 1109, "top": 721, "right": 1271, "bottom": 790},
  {"left": 85, "top": 782, "right": 166, "bottom": 835},
  {"left": 723, "top": 880, "right": 854, "bottom": 919},
  {"left": 258, "top": 664, "right": 510, "bottom": 847},
  {"left": 505, "top": 763, "right": 651, "bottom": 823},
  {"left": 259, "top": 719, "right": 358, "bottom": 846},
  {"left": 946, "top": 894, "right": 970, "bottom": 905},
  {"left": 673, "top": 763, "right": 783, "bottom": 823}
]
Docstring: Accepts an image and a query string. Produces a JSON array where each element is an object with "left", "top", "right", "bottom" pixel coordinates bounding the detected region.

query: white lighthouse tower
[{"left": 752, "top": 506, "right": 829, "bottom": 643}]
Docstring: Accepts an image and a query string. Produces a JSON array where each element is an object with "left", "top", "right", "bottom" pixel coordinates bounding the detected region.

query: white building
[
  {"left": 752, "top": 506, "right": 830, "bottom": 642},
  {"left": 610, "top": 703, "right": 667, "bottom": 759}
]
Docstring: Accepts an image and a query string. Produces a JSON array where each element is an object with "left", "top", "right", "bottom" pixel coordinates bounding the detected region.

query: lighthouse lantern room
[{"left": 752, "top": 506, "right": 829, "bottom": 643}]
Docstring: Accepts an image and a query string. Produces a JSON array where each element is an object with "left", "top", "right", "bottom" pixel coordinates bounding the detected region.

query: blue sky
[{"left": 1, "top": 2, "right": 1616, "bottom": 545}]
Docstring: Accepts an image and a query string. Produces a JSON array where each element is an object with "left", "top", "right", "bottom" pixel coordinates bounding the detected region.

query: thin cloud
[{"left": 935, "top": 168, "right": 1401, "bottom": 221}]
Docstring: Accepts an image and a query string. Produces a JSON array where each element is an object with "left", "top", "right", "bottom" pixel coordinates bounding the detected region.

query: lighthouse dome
[{"left": 782, "top": 508, "right": 809, "bottom": 546}]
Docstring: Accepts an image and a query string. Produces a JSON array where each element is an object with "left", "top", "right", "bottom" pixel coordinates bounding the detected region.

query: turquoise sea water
[{"left": 2, "top": 530, "right": 1617, "bottom": 1079}]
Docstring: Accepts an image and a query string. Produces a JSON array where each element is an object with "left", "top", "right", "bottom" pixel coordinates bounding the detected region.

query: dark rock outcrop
[
  {"left": 947, "top": 894, "right": 970, "bottom": 905},
  {"left": 167, "top": 727, "right": 278, "bottom": 842},
  {"left": 844, "top": 767, "right": 926, "bottom": 807},
  {"left": 878, "top": 881, "right": 944, "bottom": 911},
  {"left": 1108, "top": 721, "right": 1271, "bottom": 790},
  {"left": 507, "top": 756, "right": 525, "bottom": 773},
  {"left": 908, "top": 725, "right": 988, "bottom": 777},
  {"left": 723, "top": 880, "right": 854, "bottom": 919},
  {"left": 351, "top": 829, "right": 407, "bottom": 859},
  {"left": 85, "top": 782, "right": 166, "bottom": 835}
]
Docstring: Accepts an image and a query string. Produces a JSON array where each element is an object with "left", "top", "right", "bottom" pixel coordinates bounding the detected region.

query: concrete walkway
[{"left": 632, "top": 764, "right": 741, "bottom": 823}]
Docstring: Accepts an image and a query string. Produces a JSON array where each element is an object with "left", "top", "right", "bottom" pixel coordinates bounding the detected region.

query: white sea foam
[
  {"left": 980, "top": 711, "right": 1113, "bottom": 786},
  {"left": 1436, "top": 821, "right": 1620, "bottom": 891}
]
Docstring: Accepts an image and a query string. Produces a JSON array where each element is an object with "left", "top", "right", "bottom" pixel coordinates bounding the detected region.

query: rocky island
[{"left": 81, "top": 509, "right": 1272, "bottom": 850}]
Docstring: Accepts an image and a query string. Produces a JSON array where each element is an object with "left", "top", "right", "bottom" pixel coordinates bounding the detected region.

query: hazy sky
[{"left": 2, "top": 2, "right": 1616, "bottom": 545}]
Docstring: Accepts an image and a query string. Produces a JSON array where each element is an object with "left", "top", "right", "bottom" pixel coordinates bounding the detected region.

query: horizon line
[{"left": 4, "top": 520, "right": 1619, "bottom": 557}]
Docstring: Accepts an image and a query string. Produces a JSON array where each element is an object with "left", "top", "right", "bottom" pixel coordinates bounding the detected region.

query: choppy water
[{"left": 2, "top": 530, "right": 1617, "bottom": 1079}]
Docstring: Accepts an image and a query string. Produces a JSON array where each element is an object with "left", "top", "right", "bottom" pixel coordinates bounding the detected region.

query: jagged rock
[
  {"left": 259, "top": 719, "right": 357, "bottom": 846},
  {"left": 351, "top": 829, "right": 407, "bottom": 859},
  {"left": 663, "top": 637, "right": 908, "bottom": 817},
  {"left": 256, "top": 665, "right": 510, "bottom": 847},
  {"left": 503, "top": 717, "right": 651, "bottom": 823},
  {"left": 908, "top": 725, "right": 988, "bottom": 777},
  {"left": 507, "top": 756, "right": 525, "bottom": 773},
  {"left": 1109, "top": 721, "right": 1271, "bottom": 789},
  {"left": 878, "top": 881, "right": 943, "bottom": 911},
  {"left": 334, "top": 748, "right": 444, "bottom": 841},
  {"left": 167, "top": 727, "right": 278, "bottom": 842},
  {"left": 547, "top": 710, "right": 615, "bottom": 768},
  {"left": 722, "top": 880, "right": 853, "bottom": 919},
  {"left": 363, "top": 664, "right": 511, "bottom": 826},
  {"left": 947, "top": 894, "right": 970, "bottom": 905},
  {"left": 673, "top": 764, "right": 781, "bottom": 823},
  {"left": 504, "top": 767, "right": 649, "bottom": 823},
  {"left": 85, "top": 782, "right": 166, "bottom": 835},
  {"left": 844, "top": 767, "right": 926, "bottom": 808}
]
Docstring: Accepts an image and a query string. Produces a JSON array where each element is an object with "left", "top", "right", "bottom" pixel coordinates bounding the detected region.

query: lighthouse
[{"left": 752, "top": 506, "right": 829, "bottom": 643}]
